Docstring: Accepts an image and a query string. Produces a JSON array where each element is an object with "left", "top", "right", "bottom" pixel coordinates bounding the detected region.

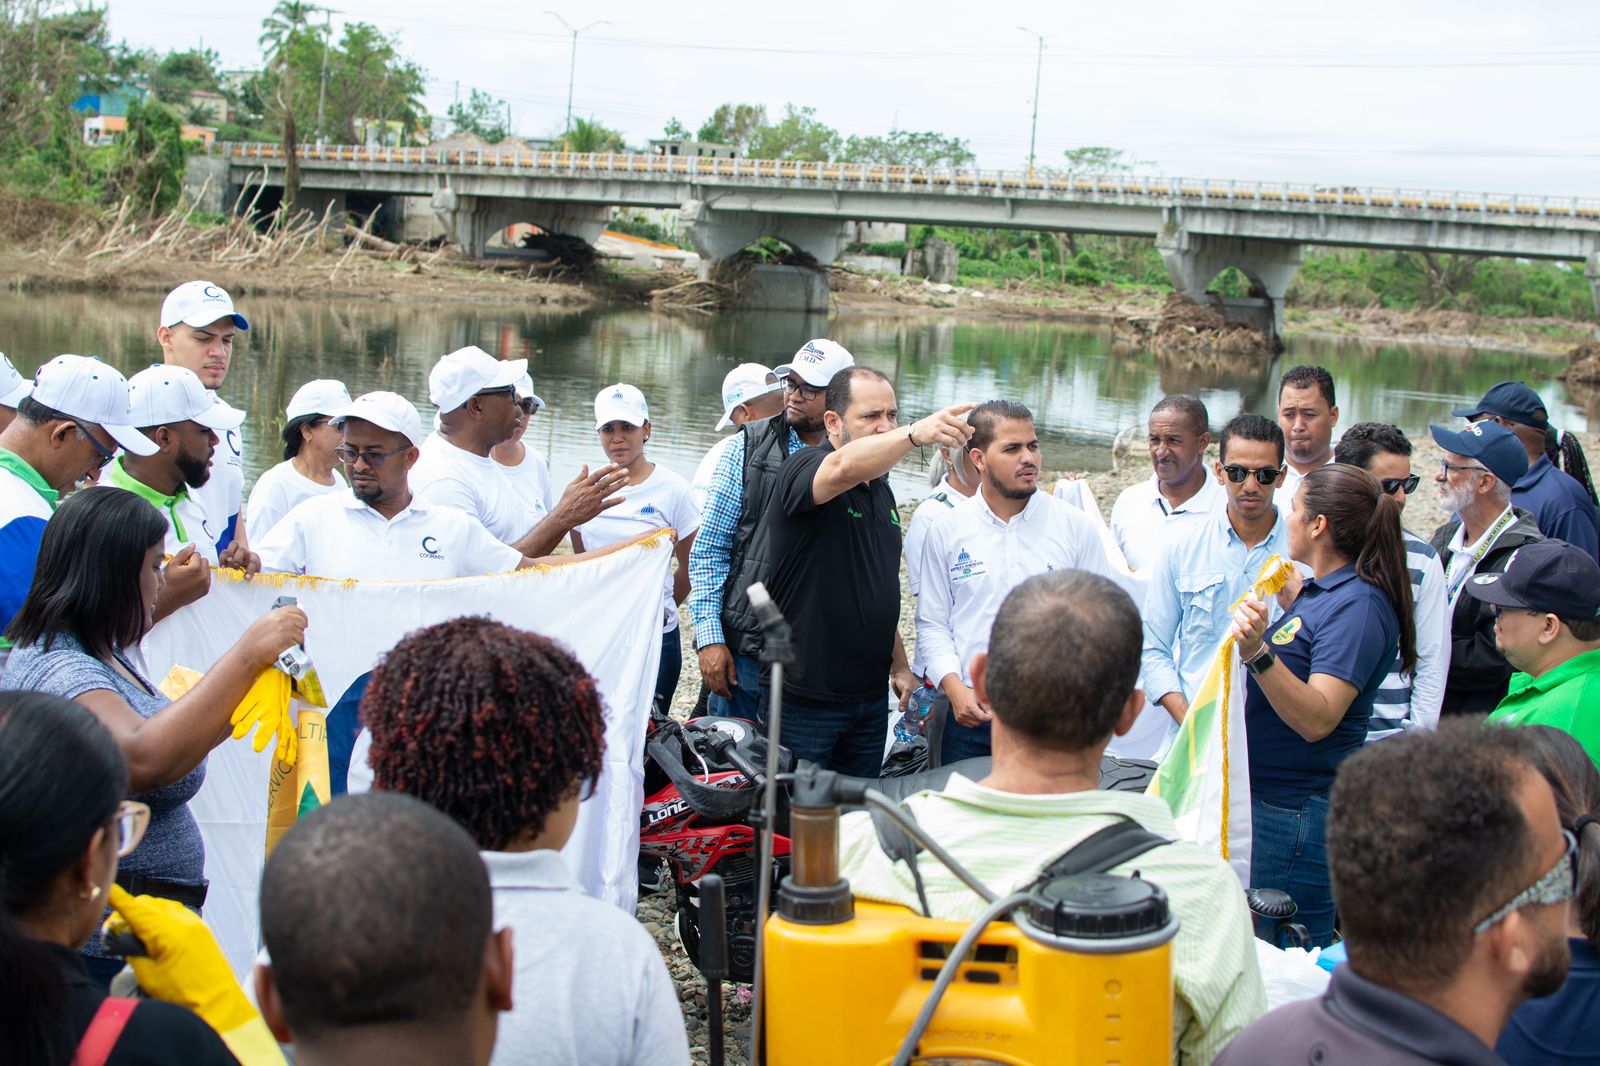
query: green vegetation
[
  {"left": 678, "top": 103, "right": 973, "bottom": 166},
  {"left": 1289, "top": 250, "right": 1594, "bottom": 320}
]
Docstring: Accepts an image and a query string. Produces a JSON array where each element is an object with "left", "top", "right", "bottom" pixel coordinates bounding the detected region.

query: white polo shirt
[
  {"left": 105, "top": 458, "right": 220, "bottom": 564},
  {"left": 915, "top": 489, "right": 1119, "bottom": 688},
  {"left": 497, "top": 441, "right": 557, "bottom": 521},
  {"left": 576, "top": 464, "right": 700, "bottom": 633},
  {"left": 255, "top": 490, "right": 522, "bottom": 580},
  {"left": 1107, "top": 473, "right": 1227, "bottom": 572},
  {"left": 192, "top": 418, "right": 244, "bottom": 551},
  {"left": 411, "top": 432, "right": 541, "bottom": 548},
  {"left": 1277, "top": 450, "right": 1335, "bottom": 506},
  {"left": 245, "top": 461, "right": 345, "bottom": 542}
]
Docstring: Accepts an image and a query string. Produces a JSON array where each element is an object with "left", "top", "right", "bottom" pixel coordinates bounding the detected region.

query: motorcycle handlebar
[{"left": 705, "top": 731, "right": 767, "bottom": 788}]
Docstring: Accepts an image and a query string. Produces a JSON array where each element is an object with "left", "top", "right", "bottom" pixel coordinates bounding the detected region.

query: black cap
[
  {"left": 1451, "top": 381, "right": 1549, "bottom": 428},
  {"left": 1464, "top": 540, "right": 1600, "bottom": 620}
]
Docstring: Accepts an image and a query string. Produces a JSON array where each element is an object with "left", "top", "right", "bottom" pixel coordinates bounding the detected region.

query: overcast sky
[{"left": 105, "top": 0, "right": 1600, "bottom": 197}]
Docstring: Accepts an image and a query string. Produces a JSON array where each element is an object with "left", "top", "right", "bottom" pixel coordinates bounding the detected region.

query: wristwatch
[{"left": 1243, "top": 646, "right": 1276, "bottom": 675}]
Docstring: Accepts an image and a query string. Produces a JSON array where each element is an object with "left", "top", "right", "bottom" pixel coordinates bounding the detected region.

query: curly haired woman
[{"left": 361, "top": 616, "right": 689, "bottom": 1066}]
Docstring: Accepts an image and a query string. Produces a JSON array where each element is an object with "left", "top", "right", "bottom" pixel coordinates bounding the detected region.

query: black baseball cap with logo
[{"left": 1465, "top": 539, "right": 1600, "bottom": 619}]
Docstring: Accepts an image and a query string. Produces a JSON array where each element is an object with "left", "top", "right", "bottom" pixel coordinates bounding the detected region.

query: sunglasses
[
  {"left": 515, "top": 397, "right": 537, "bottom": 415},
  {"left": 114, "top": 800, "right": 151, "bottom": 858},
  {"left": 1490, "top": 604, "right": 1548, "bottom": 620},
  {"left": 1474, "top": 830, "right": 1577, "bottom": 934},
  {"left": 335, "top": 445, "right": 411, "bottom": 468},
  {"left": 1380, "top": 475, "right": 1422, "bottom": 495},
  {"left": 1221, "top": 464, "right": 1285, "bottom": 486},
  {"left": 475, "top": 385, "right": 517, "bottom": 401},
  {"left": 73, "top": 421, "right": 117, "bottom": 470}
]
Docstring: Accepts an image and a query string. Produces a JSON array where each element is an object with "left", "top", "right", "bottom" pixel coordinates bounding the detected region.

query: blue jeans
[
  {"left": 1251, "top": 792, "right": 1336, "bottom": 947},
  {"left": 758, "top": 691, "right": 888, "bottom": 778},
  {"left": 938, "top": 703, "right": 992, "bottom": 765},
  {"left": 708, "top": 652, "right": 762, "bottom": 720},
  {"left": 654, "top": 628, "right": 683, "bottom": 713}
]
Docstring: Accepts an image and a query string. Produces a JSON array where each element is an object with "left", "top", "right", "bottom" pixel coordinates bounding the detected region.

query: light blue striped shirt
[{"left": 1142, "top": 506, "right": 1291, "bottom": 704}]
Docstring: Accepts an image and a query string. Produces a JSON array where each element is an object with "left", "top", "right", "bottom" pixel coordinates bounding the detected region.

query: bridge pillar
[
  {"left": 431, "top": 191, "right": 609, "bottom": 258},
  {"left": 1587, "top": 253, "right": 1600, "bottom": 319},
  {"left": 681, "top": 202, "right": 846, "bottom": 310},
  {"left": 1157, "top": 231, "right": 1303, "bottom": 347}
]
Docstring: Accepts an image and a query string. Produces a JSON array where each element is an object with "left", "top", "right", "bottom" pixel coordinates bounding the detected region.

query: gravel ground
[{"left": 638, "top": 429, "right": 1599, "bottom": 1064}]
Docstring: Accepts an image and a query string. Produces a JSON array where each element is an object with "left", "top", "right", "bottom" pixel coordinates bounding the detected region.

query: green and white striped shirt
[{"left": 839, "top": 775, "right": 1266, "bottom": 1066}]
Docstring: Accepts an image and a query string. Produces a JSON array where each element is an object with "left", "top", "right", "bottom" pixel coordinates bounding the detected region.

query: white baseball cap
[
  {"left": 594, "top": 383, "right": 649, "bottom": 429},
  {"left": 514, "top": 372, "right": 546, "bottom": 412},
  {"left": 428, "top": 346, "right": 527, "bottom": 413},
  {"left": 715, "top": 363, "right": 781, "bottom": 430},
  {"left": 127, "top": 365, "right": 246, "bottom": 432},
  {"left": 29, "top": 355, "right": 158, "bottom": 456},
  {"left": 286, "top": 379, "right": 353, "bottom": 422},
  {"left": 160, "top": 281, "right": 250, "bottom": 331},
  {"left": 773, "top": 339, "right": 855, "bottom": 389},
  {"left": 332, "top": 391, "right": 424, "bottom": 446},
  {"left": 0, "top": 352, "right": 31, "bottom": 409}
]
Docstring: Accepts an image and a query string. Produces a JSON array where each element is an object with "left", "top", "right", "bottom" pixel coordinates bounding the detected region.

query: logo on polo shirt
[
  {"left": 640, "top": 504, "right": 656, "bottom": 516},
  {"left": 419, "top": 535, "right": 443, "bottom": 560},
  {"left": 1271, "top": 617, "right": 1302, "bottom": 646},
  {"left": 950, "top": 548, "right": 987, "bottom": 582}
]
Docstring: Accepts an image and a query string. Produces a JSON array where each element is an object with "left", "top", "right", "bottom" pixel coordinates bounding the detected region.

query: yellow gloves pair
[
  {"left": 103, "top": 885, "right": 285, "bottom": 1065},
  {"left": 158, "top": 664, "right": 298, "bottom": 768}
]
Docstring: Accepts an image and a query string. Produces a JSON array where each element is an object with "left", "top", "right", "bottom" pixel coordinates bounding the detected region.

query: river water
[{"left": 0, "top": 291, "right": 1586, "bottom": 501}]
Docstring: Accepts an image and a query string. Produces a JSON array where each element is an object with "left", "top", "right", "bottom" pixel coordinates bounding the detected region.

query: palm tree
[
  {"left": 258, "top": 1, "right": 323, "bottom": 213},
  {"left": 560, "top": 116, "right": 624, "bottom": 154},
  {"left": 259, "top": 0, "right": 321, "bottom": 60}
]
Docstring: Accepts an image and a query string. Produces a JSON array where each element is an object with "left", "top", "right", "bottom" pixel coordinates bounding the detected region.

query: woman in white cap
[
  {"left": 572, "top": 384, "right": 701, "bottom": 711},
  {"left": 490, "top": 373, "right": 557, "bottom": 521},
  {"left": 245, "top": 379, "right": 352, "bottom": 542}
]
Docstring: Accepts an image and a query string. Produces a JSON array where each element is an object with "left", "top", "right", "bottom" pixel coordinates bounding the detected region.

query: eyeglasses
[
  {"left": 1380, "top": 475, "right": 1422, "bottom": 495},
  {"left": 1474, "top": 829, "right": 1577, "bottom": 935},
  {"left": 1441, "top": 460, "right": 1489, "bottom": 477},
  {"left": 1221, "top": 464, "right": 1285, "bottom": 486},
  {"left": 73, "top": 421, "right": 117, "bottom": 470},
  {"left": 514, "top": 397, "right": 537, "bottom": 415},
  {"left": 782, "top": 377, "right": 824, "bottom": 400},
  {"left": 334, "top": 445, "right": 411, "bottom": 468},
  {"left": 114, "top": 800, "right": 151, "bottom": 858},
  {"left": 1490, "top": 604, "right": 1548, "bottom": 620}
]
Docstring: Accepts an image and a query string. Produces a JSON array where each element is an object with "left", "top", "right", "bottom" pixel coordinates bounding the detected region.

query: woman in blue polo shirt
[{"left": 1232, "top": 463, "right": 1416, "bottom": 946}]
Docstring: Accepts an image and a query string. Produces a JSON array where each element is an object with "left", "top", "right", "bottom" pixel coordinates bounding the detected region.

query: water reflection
[{"left": 0, "top": 290, "right": 1584, "bottom": 502}]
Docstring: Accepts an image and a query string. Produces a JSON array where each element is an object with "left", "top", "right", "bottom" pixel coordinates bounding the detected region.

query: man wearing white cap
[
  {"left": 688, "top": 339, "right": 852, "bottom": 718},
  {"left": 690, "top": 363, "right": 784, "bottom": 510},
  {"left": 256, "top": 391, "right": 533, "bottom": 581},
  {"left": 411, "top": 345, "right": 628, "bottom": 562},
  {"left": 0, "top": 355, "right": 158, "bottom": 656},
  {"left": 246, "top": 378, "right": 352, "bottom": 541},
  {"left": 0, "top": 352, "right": 32, "bottom": 432},
  {"left": 107, "top": 365, "right": 256, "bottom": 582},
  {"left": 490, "top": 372, "right": 557, "bottom": 521},
  {"left": 158, "top": 280, "right": 252, "bottom": 558}
]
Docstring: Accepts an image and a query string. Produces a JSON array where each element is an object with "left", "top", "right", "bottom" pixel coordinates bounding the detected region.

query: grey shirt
[
  {"left": 484, "top": 849, "right": 689, "bottom": 1066},
  {"left": 2, "top": 632, "right": 207, "bottom": 956}
]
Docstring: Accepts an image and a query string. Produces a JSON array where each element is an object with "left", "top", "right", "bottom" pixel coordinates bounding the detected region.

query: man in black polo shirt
[{"left": 758, "top": 367, "right": 974, "bottom": 775}]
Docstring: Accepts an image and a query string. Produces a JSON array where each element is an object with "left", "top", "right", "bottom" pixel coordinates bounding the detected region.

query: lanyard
[{"left": 1443, "top": 509, "right": 1516, "bottom": 605}]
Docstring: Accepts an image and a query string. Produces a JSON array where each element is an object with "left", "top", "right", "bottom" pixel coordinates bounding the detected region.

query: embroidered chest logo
[
  {"left": 419, "top": 535, "right": 444, "bottom": 560},
  {"left": 1271, "top": 617, "right": 1302, "bottom": 646}
]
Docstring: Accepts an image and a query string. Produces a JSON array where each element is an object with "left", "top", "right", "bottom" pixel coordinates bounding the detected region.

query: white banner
[{"left": 142, "top": 533, "right": 671, "bottom": 976}]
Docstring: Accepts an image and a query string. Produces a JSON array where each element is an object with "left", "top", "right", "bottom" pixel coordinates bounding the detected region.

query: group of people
[{"left": 0, "top": 276, "right": 1598, "bottom": 1066}]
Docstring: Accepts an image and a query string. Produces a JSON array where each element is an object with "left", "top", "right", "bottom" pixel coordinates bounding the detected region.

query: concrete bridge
[{"left": 186, "top": 143, "right": 1600, "bottom": 335}]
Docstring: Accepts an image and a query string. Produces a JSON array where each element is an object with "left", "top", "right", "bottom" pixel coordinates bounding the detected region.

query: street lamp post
[
  {"left": 546, "top": 11, "right": 610, "bottom": 133},
  {"left": 1018, "top": 26, "right": 1049, "bottom": 179}
]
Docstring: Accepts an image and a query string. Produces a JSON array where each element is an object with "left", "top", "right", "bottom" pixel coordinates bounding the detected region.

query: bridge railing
[{"left": 209, "top": 143, "right": 1600, "bottom": 222}]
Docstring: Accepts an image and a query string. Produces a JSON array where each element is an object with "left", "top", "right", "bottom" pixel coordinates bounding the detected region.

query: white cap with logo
[
  {"left": 514, "top": 372, "right": 546, "bottom": 412},
  {"left": 29, "top": 355, "right": 158, "bottom": 455},
  {"left": 428, "top": 346, "right": 527, "bottom": 413},
  {"left": 332, "top": 391, "right": 424, "bottom": 446},
  {"left": 0, "top": 352, "right": 31, "bottom": 409},
  {"left": 715, "top": 363, "right": 780, "bottom": 430},
  {"left": 127, "top": 365, "right": 247, "bottom": 432},
  {"left": 286, "top": 379, "right": 353, "bottom": 422},
  {"left": 594, "top": 383, "right": 649, "bottom": 429},
  {"left": 773, "top": 339, "right": 855, "bottom": 389},
  {"left": 160, "top": 281, "right": 250, "bottom": 331}
]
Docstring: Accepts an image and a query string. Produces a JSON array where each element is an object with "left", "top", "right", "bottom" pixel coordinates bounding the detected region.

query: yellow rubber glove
[
  {"left": 103, "top": 885, "right": 285, "bottom": 1065},
  {"left": 229, "top": 667, "right": 297, "bottom": 768}
]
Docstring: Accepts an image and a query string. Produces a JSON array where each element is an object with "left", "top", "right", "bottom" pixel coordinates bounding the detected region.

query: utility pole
[
  {"left": 1018, "top": 26, "right": 1048, "bottom": 179},
  {"left": 316, "top": 7, "right": 337, "bottom": 145},
  {"left": 545, "top": 11, "right": 609, "bottom": 133}
]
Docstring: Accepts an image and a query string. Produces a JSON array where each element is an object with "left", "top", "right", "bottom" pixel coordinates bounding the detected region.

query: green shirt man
[{"left": 1487, "top": 647, "right": 1600, "bottom": 767}]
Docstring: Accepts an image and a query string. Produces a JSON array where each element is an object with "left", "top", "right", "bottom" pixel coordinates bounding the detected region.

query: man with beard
[
  {"left": 688, "top": 339, "right": 854, "bottom": 719},
  {"left": 757, "top": 367, "right": 973, "bottom": 775},
  {"left": 1429, "top": 421, "right": 1543, "bottom": 717},
  {"left": 1216, "top": 721, "right": 1573, "bottom": 1065},
  {"left": 256, "top": 392, "right": 533, "bottom": 581},
  {"left": 1106, "top": 394, "right": 1224, "bottom": 572},
  {"left": 916, "top": 400, "right": 1121, "bottom": 762},
  {"left": 108, "top": 365, "right": 258, "bottom": 581},
  {"left": 1276, "top": 364, "right": 1340, "bottom": 503}
]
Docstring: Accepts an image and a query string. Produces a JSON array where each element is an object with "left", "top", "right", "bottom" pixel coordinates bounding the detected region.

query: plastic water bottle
[{"left": 893, "top": 680, "right": 939, "bottom": 742}]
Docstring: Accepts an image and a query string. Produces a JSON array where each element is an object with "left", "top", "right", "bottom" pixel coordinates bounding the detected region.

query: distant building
[
  {"left": 649, "top": 138, "right": 738, "bottom": 160},
  {"left": 186, "top": 90, "right": 228, "bottom": 125},
  {"left": 84, "top": 115, "right": 215, "bottom": 148},
  {"left": 71, "top": 83, "right": 149, "bottom": 117}
]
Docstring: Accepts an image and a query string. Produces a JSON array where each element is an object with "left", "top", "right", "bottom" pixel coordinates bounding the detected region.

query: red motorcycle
[{"left": 640, "top": 709, "right": 792, "bottom": 983}]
